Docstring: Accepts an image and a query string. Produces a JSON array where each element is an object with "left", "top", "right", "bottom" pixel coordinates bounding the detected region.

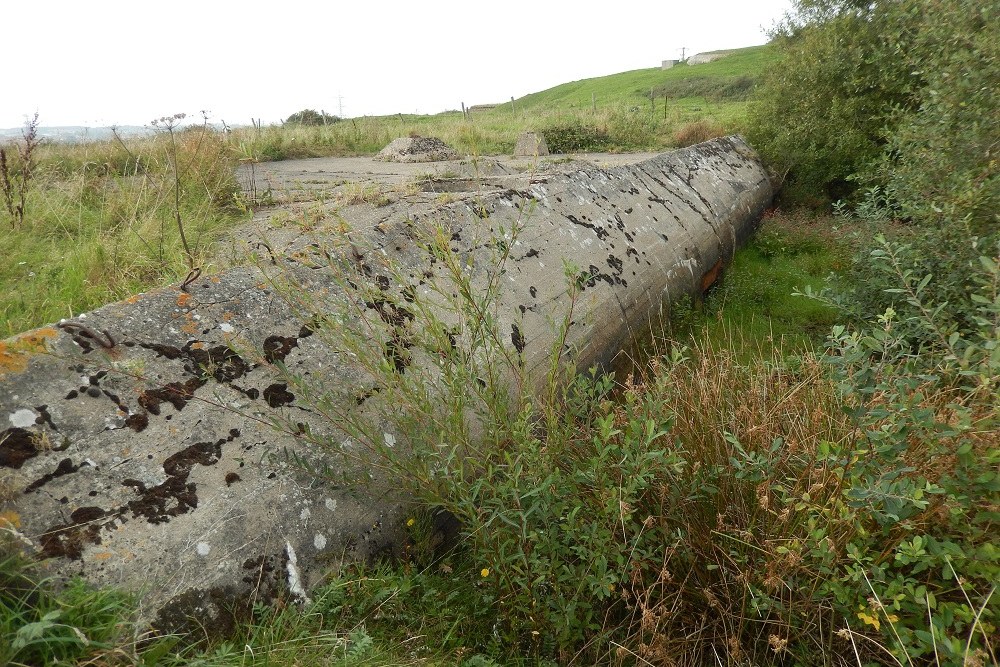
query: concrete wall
[
  {"left": 0, "top": 136, "right": 772, "bottom": 633},
  {"left": 688, "top": 51, "right": 731, "bottom": 65}
]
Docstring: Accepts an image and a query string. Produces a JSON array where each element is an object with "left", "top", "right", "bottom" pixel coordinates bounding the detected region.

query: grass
[
  {"left": 0, "top": 126, "right": 244, "bottom": 336},
  {"left": 687, "top": 209, "right": 846, "bottom": 346},
  {"left": 512, "top": 45, "right": 775, "bottom": 111}
]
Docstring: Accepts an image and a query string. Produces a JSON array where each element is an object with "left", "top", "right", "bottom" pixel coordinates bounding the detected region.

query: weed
[
  {"left": 151, "top": 113, "right": 197, "bottom": 270},
  {"left": 0, "top": 113, "right": 41, "bottom": 228},
  {"left": 0, "top": 116, "right": 242, "bottom": 335},
  {"left": 338, "top": 182, "right": 391, "bottom": 207}
]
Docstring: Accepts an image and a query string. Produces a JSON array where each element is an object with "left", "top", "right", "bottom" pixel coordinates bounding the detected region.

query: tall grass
[{"left": 0, "top": 125, "right": 243, "bottom": 336}]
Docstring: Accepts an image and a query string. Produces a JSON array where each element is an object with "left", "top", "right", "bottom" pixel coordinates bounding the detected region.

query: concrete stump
[{"left": 514, "top": 131, "right": 549, "bottom": 157}]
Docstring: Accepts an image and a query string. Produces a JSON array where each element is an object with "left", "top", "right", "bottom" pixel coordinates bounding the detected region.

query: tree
[{"left": 745, "top": 0, "right": 917, "bottom": 205}]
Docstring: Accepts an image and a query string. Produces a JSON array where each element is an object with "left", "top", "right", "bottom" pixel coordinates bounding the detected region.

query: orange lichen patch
[
  {"left": 0, "top": 510, "right": 21, "bottom": 529},
  {"left": 211, "top": 275, "right": 221, "bottom": 283},
  {"left": 181, "top": 318, "right": 200, "bottom": 335},
  {"left": 0, "top": 327, "right": 58, "bottom": 376},
  {"left": 91, "top": 551, "right": 114, "bottom": 561},
  {"left": 222, "top": 311, "right": 235, "bottom": 321},
  {"left": 190, "top": 341, "right": 205, "bottom": 350},
  {"left": 125, "top": 293, "right": 144, "bottom": 304},
  {"left": 176, "top": 292, "right": 193, "bottom": 308}
]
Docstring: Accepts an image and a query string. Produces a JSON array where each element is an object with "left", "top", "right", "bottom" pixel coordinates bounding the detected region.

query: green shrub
[
  {"left": 746, "top": 0, "right": 998, "bottom": 213},
  {"left": 539, "top": 118, "right": 613, "bottom": 153},
  {"left": 285, "top": 109, "right": 341, "bottom": 126}
]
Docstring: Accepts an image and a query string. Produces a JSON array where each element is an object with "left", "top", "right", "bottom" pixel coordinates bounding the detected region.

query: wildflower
[
  {"left": 406, "top": 518, "right": 415, "bottom": 527},
  {"left": 480, "top": 568, "right": 490, "bottom": 578}
]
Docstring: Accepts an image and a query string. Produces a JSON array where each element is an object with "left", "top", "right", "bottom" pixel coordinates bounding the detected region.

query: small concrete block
[{"left": 514, "top": 132, "right": 549, "bottom": 157}]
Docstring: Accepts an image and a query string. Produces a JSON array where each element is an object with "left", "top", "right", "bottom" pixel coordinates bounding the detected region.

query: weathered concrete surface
[
  {"left": 0, "top": 136, "right": 772, "bottom": 631},
  {"left": 514, "top": 131, "right": 549, "bottom": 157}
]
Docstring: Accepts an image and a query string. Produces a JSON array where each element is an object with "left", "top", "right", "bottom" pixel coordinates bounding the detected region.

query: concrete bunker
[{"left": 1, "top": 136, "right": 773, "bottom": 631}]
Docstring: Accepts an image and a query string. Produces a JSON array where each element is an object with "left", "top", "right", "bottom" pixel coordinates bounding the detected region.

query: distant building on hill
[{"left": 661, "top": 59, "right": 678, "bottom": 70}]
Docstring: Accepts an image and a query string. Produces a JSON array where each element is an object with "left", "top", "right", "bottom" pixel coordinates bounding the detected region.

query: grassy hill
[{"left": 511, "top": 44, "right": 775, "bottom": 111}]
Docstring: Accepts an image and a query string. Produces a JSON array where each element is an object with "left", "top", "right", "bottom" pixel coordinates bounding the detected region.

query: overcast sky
[{"left": 2, "top": 0, "right": 793, "bottom": 129}]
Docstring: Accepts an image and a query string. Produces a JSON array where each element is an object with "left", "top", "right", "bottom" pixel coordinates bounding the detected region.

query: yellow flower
[
  {"left": 406, "top": 518, "right": 415, "bottom": 527},
  {"left": 481, "top": 568, "right": 490, "bottom": 578}
]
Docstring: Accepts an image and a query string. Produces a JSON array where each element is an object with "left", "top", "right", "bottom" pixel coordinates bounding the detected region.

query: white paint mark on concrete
[
  {"left": 383, "top": 432, "right": 396, "bottom": 447},
  {"left": 196, "top": 542, "right": 211, "bottom": 556},
  {"left": 285, "top": 540, "right": 311, "bottom": 604},
  {"left": 314, "top": 533, "right": 327, "bottom": 550},
  {"left": 8, "top": 409, "right": 36, "bottom": 428},
  {"left": 219, "top": 322, "right": 235, "bottom": 333}
]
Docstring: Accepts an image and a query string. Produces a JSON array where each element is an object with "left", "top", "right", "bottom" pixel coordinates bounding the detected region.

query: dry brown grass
[
  {"left": 673, "top": 120, "right": 726, "bottom": 147},
  {"left": 608, "top": 330, "right": 861, "bottom": 664}
]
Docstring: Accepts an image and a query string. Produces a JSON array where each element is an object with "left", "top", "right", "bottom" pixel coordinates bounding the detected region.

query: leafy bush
[
  {"left": 747, "top": 0, "right": 913, "bottom": 203},
  {"left": 746, "top": 0, "right": 998, "bottom": 213},
  {"left": 539, "top": 118, "right": 613, "bottom": 153},
  {"left": 877, "top": 0, "right": 999, "bottom": 234}
]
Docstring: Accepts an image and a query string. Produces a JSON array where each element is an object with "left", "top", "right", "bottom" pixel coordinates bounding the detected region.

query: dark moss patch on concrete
[
  {"left": 39, "top": 506, "right": 107, "bottom": 560},
  {"left": 262, "top": 335, "right": 299, "bottom": 363},
  {"left": 0, "top": 428, "right": 38, "bottom": 469},
  {"left": 24, "top": 457, "right": 81, "bottom": 493},
  {"left": 263, "top": 383, "right": 295, "bottom": 408}
]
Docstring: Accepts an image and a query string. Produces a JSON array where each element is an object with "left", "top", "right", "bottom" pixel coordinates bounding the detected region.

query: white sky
[{"left": 1, "top": 0, "right": 793, "bottom": 129}]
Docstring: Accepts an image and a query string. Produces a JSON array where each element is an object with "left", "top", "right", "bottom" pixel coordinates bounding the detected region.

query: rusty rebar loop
[{"left": 57, "top": 321, "right": 117, "bottom": 349}]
